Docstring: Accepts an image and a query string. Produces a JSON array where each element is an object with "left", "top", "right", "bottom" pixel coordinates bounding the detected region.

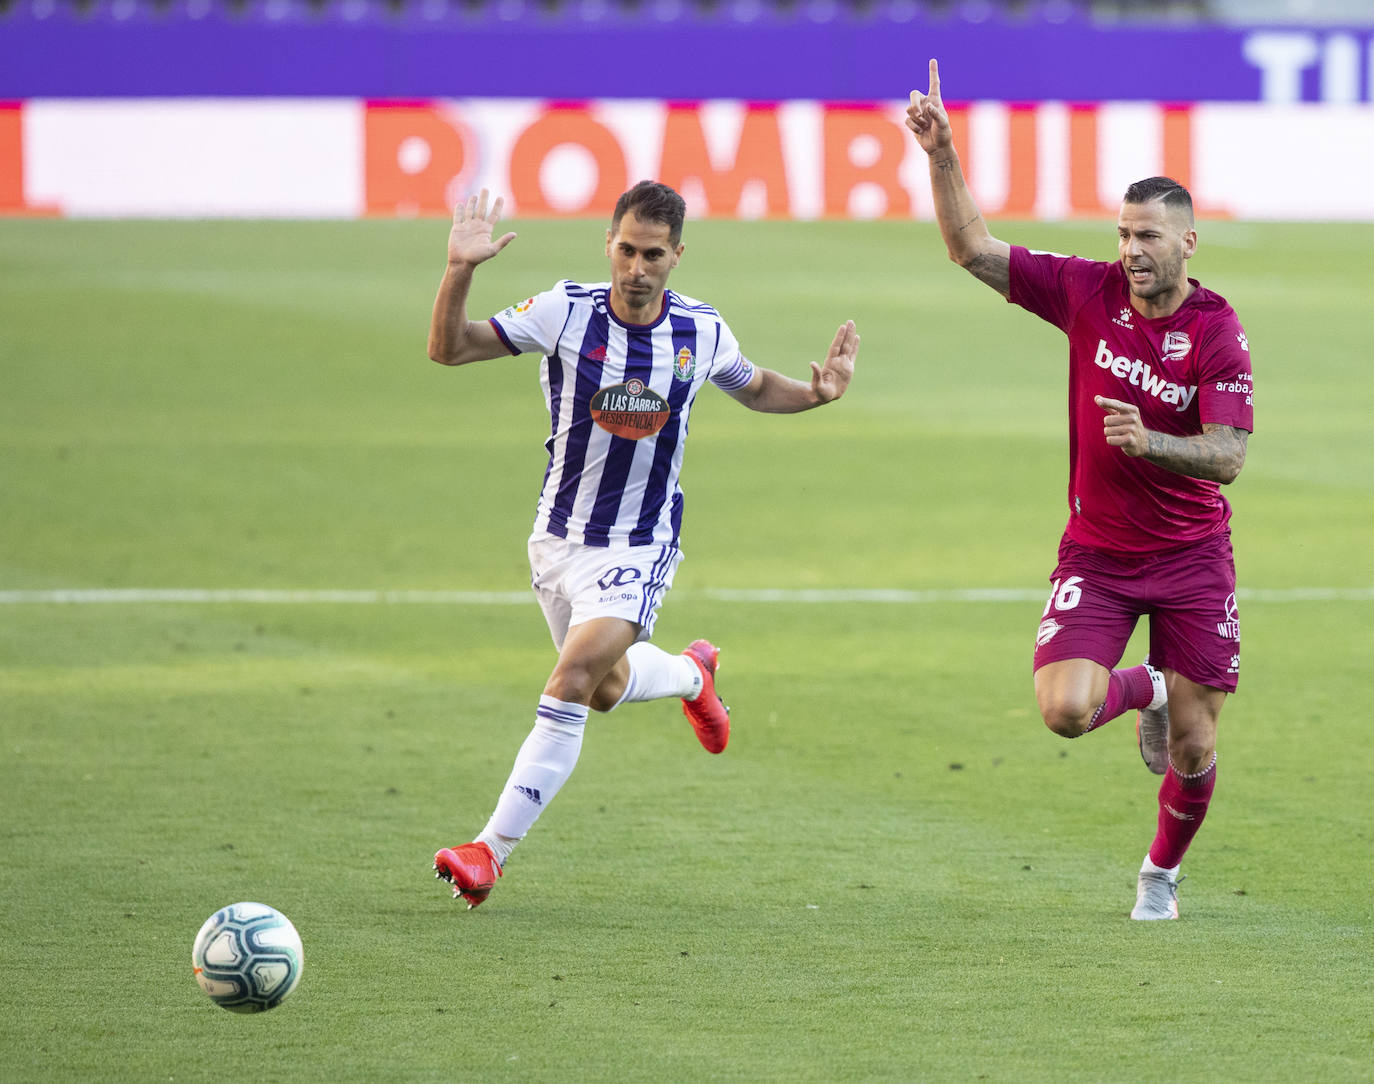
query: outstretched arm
[
  {"left": 427, "top": 189, "right": 520, "bottom": 366},
  {"left": 1096, "top": 396, "right": 1249, "bottom": 483},
  {"left": 725, "top": 320, "right": 858, "bottom": 414},
  {"left": 906, "top": 58, "right": 1012, "bottom": 297}
]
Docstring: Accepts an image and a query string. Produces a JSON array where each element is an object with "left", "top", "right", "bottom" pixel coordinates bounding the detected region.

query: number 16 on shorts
[{"left": 1037, "top": 576, "right": 1082, "bottom": 649}]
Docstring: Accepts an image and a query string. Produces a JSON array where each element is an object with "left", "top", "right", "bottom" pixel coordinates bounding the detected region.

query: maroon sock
[
  {"left": 1082, "top": 664, "right": 1156, "bottom": 733},
  {"left": 1148, "top": 755, "right": 1217, "bottom": 869}
]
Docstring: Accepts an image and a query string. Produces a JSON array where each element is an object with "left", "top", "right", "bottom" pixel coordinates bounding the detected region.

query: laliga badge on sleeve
[{"left": 590, "top": 379, "right": 670, "bottom": 439}]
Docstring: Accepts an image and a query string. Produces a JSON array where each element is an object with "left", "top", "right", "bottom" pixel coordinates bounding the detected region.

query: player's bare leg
[
  {"left": 1034, "top": 658, "right": 1110, "bottom": 736},
  {"left": 1157, "top": 672, "right": 1222, "bottom": 775},
  {"left": 545, "top": 617, "right": 643, "bottom": 705},
  {"left": 589, "top": 653, "right": 632, "bottom": 712},
  {"left": 1035, "top": 656, "right": 1162, "bottom": 741}
]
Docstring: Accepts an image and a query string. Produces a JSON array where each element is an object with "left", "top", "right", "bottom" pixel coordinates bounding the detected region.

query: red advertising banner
[{"left": 4, "top": 98, "right": 1371, "bottom": 220}]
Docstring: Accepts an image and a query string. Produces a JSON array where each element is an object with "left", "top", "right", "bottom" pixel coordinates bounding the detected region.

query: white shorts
[{"left": 527, "top": 534, "right": 684, "bottom": 651}]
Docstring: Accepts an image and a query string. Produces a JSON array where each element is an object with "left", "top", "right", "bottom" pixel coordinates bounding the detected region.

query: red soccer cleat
[
  {"left": 681, "top": 639, "right": 730, "bottom": 754},
  {"left": 433, "top": 841, "right": 502, "bottom": 909}
]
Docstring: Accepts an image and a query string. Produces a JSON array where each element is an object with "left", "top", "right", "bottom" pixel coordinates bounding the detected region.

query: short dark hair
[
  {"left": 612, "top": 181, "right": 687, "bottom": 246},
  {"left": 1123, "top": 176, "right": 1194, "bottom": 224}
]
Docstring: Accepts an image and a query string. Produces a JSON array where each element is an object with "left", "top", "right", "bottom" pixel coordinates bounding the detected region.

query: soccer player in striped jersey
[
  {"left": 908, "top": 61, "right": 1252, "bottom": 920},
  {"left": 427, "top": 183, "right": 859, "bottom": 908}
]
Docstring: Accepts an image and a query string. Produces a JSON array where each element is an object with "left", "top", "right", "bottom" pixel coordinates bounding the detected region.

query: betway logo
[{"left": 1093, "top": 340, "right": 1197, "bottom": 412}]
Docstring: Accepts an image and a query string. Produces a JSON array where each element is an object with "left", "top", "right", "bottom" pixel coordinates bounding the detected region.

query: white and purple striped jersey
[{"left": 489, "top": 280, "right": 756, "bottom": 548}]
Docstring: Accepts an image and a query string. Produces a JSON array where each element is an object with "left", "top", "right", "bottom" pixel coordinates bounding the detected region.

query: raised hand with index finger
[{"left": 905, "top": 58, "right": 953, "bottom": 155}]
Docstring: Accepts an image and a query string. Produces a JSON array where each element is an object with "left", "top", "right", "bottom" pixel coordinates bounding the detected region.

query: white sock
[
  {"left": 1144, "top": 661, "right": 1168, "bottom": 711},
  {"left": 613, "top": 642, "right": 700, "bottom": 709},
  {"left": 475, "top": 831, "right": 520, "bottom": 868},
  {"left": 1141, "top": 854, "right": 1180, "bottom": 877},
  {"left": 479, "top": 696, "right": 587, "bottom": 854}
]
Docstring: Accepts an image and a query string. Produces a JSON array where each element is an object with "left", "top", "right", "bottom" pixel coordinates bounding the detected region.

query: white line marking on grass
[
  {"left": 1, "top": 587, "right": 1371, "bottom": 605},
  {"left": 703, "top": 588, "right": 1047, "bottom": 603},
  {"left": 0, "top": 589, "right": 533, "bottom": 605}
]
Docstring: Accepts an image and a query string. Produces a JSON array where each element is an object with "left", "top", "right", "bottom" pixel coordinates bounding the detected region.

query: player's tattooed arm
[
  {"left": 1097, "top": 398, "right": 1249, "bottom": 483},
  {"left": 965, "top": 246, "right": 1011, "bottom": 296},
  {"left": 926, "top": 157, "right": 1012, "bottom": 297},
  {"left": 1144, "top": 423, "right": 1249, "bottom": 484}
]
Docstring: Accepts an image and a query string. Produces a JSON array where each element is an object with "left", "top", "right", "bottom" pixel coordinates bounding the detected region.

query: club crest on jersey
[
  {"left": 673, "top": 346, "right": 695, "bottom": 382},
  {"left": 1161, "top": 331, "right": 1192, "bottom": 361},
  {"left": 590, "top": 378, "right": 671, "bottom": 440}
]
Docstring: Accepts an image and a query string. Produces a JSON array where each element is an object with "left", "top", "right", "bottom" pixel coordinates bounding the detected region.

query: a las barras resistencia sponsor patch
[{"left": 590, "top": 379, "right": 671, "bottom": 439}]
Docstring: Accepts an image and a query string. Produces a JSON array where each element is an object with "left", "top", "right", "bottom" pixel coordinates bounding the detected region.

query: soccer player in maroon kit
[{"left": 907, "top": 60, "right": 1254, "bottom": 919}]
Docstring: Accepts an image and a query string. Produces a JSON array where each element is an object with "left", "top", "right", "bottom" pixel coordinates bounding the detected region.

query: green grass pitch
[{"left": 1, "top": 215, "right": 1371, "bottom": 1082}]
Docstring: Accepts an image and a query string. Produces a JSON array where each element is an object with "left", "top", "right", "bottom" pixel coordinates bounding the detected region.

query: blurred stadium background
[{"left": 3, "top": 0, "right": 1373, "bottom": 220}]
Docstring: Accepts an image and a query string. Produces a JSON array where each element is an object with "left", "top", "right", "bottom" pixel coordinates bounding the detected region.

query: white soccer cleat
[
  {"left": 1131, "top": 868, "right": 1182, "bottom": 920},
  {"left": 1136, "top": 661, "right": 1169, "bottom": 776}
]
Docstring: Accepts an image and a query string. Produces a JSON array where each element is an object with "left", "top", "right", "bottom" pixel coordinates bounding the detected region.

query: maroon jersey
[{"left": 1009, "top": 245, "right": 1254, "bottom": 557}]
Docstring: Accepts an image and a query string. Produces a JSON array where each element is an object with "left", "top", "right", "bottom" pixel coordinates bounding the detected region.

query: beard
[{"left": 1127, "top": 253, "right": 1186, "bottom": 301}]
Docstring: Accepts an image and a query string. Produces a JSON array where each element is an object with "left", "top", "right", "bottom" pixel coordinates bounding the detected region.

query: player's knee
[
  {"left": 1167, "top": 734, "right": 1215, "bottom": 775},
  {"left": 1040, "top": 707, "right": 1089, "bottom": 738},
  {"left": 544, "top": 665, "right": 598, "bottom": 705},
  {"left": 1036, "top": 692, "right": 1094, "bottom": 738}
]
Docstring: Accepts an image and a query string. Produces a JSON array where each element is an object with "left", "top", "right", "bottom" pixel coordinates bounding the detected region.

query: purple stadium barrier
[{"left": 3, "top": 0, "right": 1372, "bottom": 102}]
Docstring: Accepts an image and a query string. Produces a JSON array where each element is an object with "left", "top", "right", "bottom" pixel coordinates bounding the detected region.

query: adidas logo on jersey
[{"left": 1093, "top": 339, "right": 1197, "bottom": 412}]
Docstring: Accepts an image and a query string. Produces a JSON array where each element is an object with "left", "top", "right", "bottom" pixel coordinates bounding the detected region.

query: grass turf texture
[{"left": 1, "top": 218, "right": 1371, "bottom": 1082}]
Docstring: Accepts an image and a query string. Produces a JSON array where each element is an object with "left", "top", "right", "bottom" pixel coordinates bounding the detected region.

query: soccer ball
[{"left": 191, "top": 902, "right": 304, "bottom": 1013}]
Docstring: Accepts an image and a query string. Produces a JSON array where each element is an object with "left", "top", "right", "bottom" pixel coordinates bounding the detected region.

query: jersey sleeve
[
  {"left": 705, "top": 318, "right": 756, "bottom": 391},
  {"left": 1009, "top": 245, "right": 1102, "bottom": 332},
  {"left": 1195, "top": 316, "right": 1255, "bottom": 432},
  {"left": 487, "top": 282, "right": 571, "bottom": 357}
]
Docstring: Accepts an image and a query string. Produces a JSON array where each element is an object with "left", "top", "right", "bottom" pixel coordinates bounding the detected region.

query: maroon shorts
[{"left": 1033, "top": 532, "right": 1240, "bottom": 692}]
